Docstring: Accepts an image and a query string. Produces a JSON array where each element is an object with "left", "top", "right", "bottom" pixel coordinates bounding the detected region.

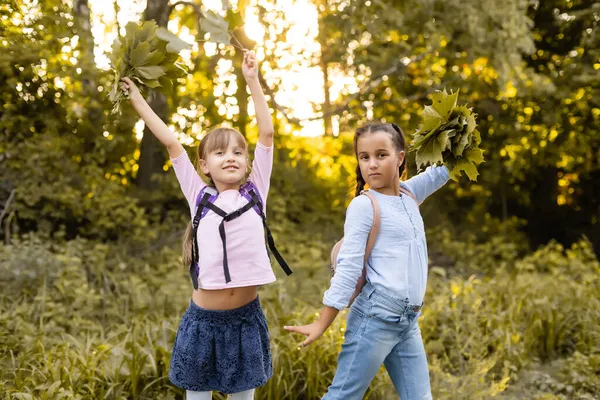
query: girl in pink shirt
[{"left": 119, "top": 51, "right": 291, "bottom": 400}]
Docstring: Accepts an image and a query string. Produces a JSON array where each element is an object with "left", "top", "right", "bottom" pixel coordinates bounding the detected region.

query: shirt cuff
[
  {"left": 322, "top": 293, "right": 347, "bottom": 311},
  {"left": 440, "top": 164, "right": 450, "bottom": 180},
  {"left": 170, "top": 150, "right": 189, "bottom": 165},
  {"left": 255, "top": 141, "right": 274, "bottom": 151}
]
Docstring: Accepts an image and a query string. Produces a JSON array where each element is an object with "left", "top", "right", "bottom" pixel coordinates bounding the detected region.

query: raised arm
[
  {"left": 401, "top": 164, "right": 450, "bottom": 204},
  {"left": 120, "top": 78, "right": 203, "bottom": 208},
  {"left": 241, "top": 50, "right": 274, "bottom": 147},
  {"left": 120, "top": 77, "right": 184, "bottom": 158}
]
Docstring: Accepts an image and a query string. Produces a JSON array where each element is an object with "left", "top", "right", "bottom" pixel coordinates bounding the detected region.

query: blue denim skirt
[{"left": 168, "top": 296, "right": 272, "bottom": 394}]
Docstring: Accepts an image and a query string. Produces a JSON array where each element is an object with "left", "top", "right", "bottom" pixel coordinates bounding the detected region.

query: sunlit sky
[{"left": 89, "top": 0, "right": 361, "bottom": 139}]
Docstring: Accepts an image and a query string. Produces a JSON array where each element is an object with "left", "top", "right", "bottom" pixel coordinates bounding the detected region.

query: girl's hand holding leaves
[
  {"left": 241, "top": 50, "right": 258, "bottom": 81},
  {"left": 119, "top": 77, "right": 141, "bottom": 102},
  {"left": 108, "top": 20, "right": 192, "bottom": 115},
  {"left": 411, "top": 89, "right": 485, "bottom": 181},
  {"left": 108, "top": 7, "right": 242, "bottom": 116}
]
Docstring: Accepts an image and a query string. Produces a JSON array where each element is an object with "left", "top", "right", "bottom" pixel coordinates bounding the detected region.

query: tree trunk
[
  {"left": 73, "top": 0, "right": 96, "bottom": 91},
  {"left": 136, "top": 0, "right": 171, "bottom": 190},
  {"left": 73, "top": 0, "right": 104, "bottom": 154},
  {"left": 320, "top": 57, "right": 332, "bottom": 135},
  {"left": 317, "top": 16, "right": 333, "bottom": 136}
]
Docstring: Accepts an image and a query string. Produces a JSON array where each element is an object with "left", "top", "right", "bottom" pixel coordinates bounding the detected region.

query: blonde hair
[{"left": 182, "top": 127, "right": 248, "bottom": 268}]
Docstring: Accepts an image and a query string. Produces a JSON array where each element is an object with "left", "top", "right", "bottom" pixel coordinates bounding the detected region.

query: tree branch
[
  {"left": 0, "top": 189, "right": 16, "bottom": 224},
  {"left": 369, "top": 76, "right": 464, "bottom": 116},
  {"left": 169, "top": 1, "right": 203, "bottom": 18},
  {"left": 4, "top": 211, "right": 15, "bottom": 245},
  {"left": 257, "top": 71, "right": 303, "bottom": 124},
  {"left": 261, "top": 49, "right": 436, "bottom": 125}
]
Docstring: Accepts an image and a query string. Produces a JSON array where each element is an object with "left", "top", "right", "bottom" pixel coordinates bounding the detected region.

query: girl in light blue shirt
[{"left": 286, "top": 122, "right": 449, "bottom": 399}]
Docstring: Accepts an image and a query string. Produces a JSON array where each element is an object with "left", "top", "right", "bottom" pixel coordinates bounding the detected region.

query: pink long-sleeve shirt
[{"left": 170, "top": 142, "right": 276, "bottom": 289}]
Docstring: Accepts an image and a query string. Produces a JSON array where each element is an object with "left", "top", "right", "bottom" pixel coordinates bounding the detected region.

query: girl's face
[
  {"left": 200, "top": 134, "right": 248, "bottom": 190},
  {"left": 356, "top": 130, "right": 405, "bottom": 195}
]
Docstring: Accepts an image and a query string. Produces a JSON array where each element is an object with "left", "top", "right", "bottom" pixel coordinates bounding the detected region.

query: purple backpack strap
[
  {"left": 189, "top": 181, "right": 292, "bottom": 286},
  {"left": 195, "top": 186, "right": 219, "bottom": 219},
  {"left": 239, "top": 181, "right": 264, "bottom": 216},
  {"left": 194, "top": 183, "right": 262, "bottom": 221}
]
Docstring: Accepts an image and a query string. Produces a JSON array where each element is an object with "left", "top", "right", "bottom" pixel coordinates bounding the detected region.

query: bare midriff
[{"left": 191, "top": 285, "right": 258, "bottom": 310}]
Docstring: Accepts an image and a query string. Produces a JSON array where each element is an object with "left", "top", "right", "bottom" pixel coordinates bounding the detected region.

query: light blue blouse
[{"left": 323, "top": 166, "right": 450, "bottom": 310}]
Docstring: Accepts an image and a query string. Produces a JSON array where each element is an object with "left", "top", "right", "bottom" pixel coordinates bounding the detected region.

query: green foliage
[
  {"left": 108, "top": 21, "right": 191, "bottom": 115},
  {"left": 413, "top": 89, "right": 484, "bottom": 181},
  {"left": 3, "top": 0, "right": 598, "bottom": 252},
  {"left": 312, "top": 0, "right": 599, "bottom": 252},
  {"left": 0, "top": 0, "right": 146, "bottom": 241},
  {"left": 1, "top": 233, "right": 598, "bottom": 399},
  {"left": 1, "top": 0, "right": 599, "bottom": 397},
  {"left": 200, "top": 10, "right": 231, "bottom": 45}
]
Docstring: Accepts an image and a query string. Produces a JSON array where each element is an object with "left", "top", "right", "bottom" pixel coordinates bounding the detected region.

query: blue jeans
[{"left": 323, "top": 283, "right": 432, "bottom": 400}]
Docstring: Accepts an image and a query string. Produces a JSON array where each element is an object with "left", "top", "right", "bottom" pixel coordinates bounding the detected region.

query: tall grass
[{"left": 1, "top": 233, "right": 598, "bottom": 399}]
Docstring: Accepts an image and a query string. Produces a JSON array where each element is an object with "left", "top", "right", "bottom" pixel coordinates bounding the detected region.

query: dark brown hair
[
  {"left": 182, "top": 127, "right": 247, "bottom": 268},
  {"left": 353, "top": 122, "right": 407, "bottom": 197}
]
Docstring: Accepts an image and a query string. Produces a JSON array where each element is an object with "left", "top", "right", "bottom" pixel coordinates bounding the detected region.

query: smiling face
[
  {"left": 198, "top": 128, "right": 248, "bottom": 191},
  {"left": 355, "top": 126, "right": 406, "bottom": 196}
]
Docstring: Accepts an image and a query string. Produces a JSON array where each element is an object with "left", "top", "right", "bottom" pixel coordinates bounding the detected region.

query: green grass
[{"left": 1, "top": 233, "right": 598, "bottom": 399}]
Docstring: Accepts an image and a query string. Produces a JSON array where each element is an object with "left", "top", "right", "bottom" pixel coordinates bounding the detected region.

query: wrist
[
  {"left": 316, "top": 313, "right": 332, "bottom": 330},
  {"left": 245, "top": 76, "right": 261, "bottom": 86},
  {"left": 129, "top": 91, "right": 144, "bottom": 105},
  {"left": 316, "top": 320, "right": 328, "bottom": 332}
]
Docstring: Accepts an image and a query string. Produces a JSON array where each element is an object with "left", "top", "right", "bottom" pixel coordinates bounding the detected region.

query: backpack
[
  {"left": 189, "top": 181, "right": 292, "bottom": 289},
  {"left": 329, "top": 186, "right": 418, "bottom": 306}
]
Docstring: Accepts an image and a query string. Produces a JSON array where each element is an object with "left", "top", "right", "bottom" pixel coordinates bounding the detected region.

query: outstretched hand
[
  {"left": 242, "top": 50, "right": 258, "bottom": 81},
  {"left": 119, "top": 77, "right": 142, "bottom": 102},
  {"left": 284, "top": 321, "right": 326, "bottom": 347}
]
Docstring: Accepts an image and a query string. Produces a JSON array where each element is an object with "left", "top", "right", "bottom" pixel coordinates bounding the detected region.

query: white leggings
[{"left": 186, "top": 389, "right": 255, "bottom": 400}]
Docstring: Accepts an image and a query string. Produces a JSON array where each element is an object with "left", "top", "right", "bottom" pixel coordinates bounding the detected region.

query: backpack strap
[
  {"left": 399, "top": 185, "right": 419, "bottom": 205},
  {"left": 343, "top": 190, "right": 381, "bottom": 305},
  {"left": 218, "top": 194, "right": 260, "bottom": 283},
  {"left": 360, "top": 190, "right": 381, "bottom": 262},
  {"left": 239, "top": 181, "right": 264, "bottom": 216},
  {"left": 195, "top": 186, "right": 218, "bottom": 219},
  {"left": 189, "top": 183, "right": 292, "bottom": 287},
  {"left": 330, "top": 190, "right": 381, "bottom": 268},
  {"left": 247, "top": 188, "right": 293, "bottom": 277},
  {"left": 189, "top": 189, "right": 216, "bottom": 290}
]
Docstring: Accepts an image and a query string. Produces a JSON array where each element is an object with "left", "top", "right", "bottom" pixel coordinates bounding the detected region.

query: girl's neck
[
  {"left": 370, "top": 178, "right": 401, "bottom": 197},
  {"left": 214, "top": 180, "right": 243, "bottom": 193},
  {"left": 371, "top": 185, "right": 400, "bottom": 197}
]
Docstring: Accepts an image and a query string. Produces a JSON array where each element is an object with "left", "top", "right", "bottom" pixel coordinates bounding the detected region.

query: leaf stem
[
  {"left": 413, "top": 124, "right": 442, "bottom": 148},
  {"left": 196, "top": 36, "right": 245, "bottom": 52},
  {"left": 228, "top": 31, "right": 246, "bottom": 51}
]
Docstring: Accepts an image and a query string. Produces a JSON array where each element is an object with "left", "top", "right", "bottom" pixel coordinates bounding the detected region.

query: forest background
[{"left": 1, "top": 0, "right": 599, "bottom": 398}]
